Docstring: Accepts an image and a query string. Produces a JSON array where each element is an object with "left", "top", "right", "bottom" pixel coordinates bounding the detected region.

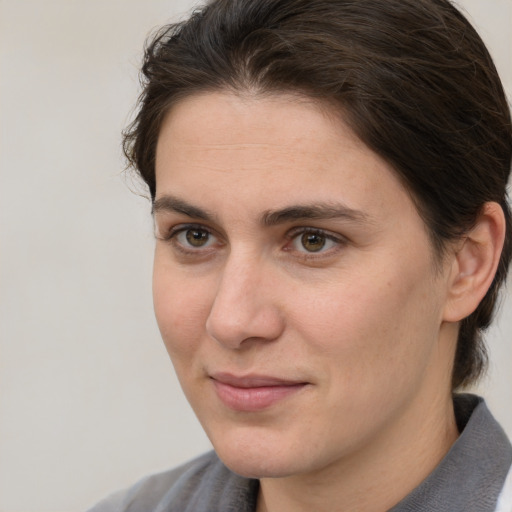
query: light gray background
[{"left": 0, "top": 1, "right": 510, "bottom": 511}]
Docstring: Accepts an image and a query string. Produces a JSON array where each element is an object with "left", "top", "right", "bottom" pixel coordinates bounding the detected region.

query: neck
[{"left": 257, "top": 387, "right": 458, "bottom": 512}]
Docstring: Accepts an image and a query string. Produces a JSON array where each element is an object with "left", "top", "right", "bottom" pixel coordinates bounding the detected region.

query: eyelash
[{"left": 160, "top": 224, "right": 346, "bottom": 259}]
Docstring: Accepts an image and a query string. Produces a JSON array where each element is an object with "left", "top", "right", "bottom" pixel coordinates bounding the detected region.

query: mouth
[{"left": 210, "top": 372, "right": 309, "bottom": 412}]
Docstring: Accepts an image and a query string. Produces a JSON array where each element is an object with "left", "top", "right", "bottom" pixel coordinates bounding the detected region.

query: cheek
[
  {"left": 152, "top": 262, "right": 212, "bottom": 361},
  {"left": 296, "top": 263, "right": 443, "bottom": 382}
]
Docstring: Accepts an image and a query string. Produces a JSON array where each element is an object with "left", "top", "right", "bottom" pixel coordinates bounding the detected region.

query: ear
[{"left": 443, "top": 202, "right": 506, "bottom": 323}]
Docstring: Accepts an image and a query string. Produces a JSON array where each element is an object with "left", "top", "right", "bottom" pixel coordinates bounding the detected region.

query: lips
[{"left": 210, "top": 372, "right": 308, "bottom": 412}]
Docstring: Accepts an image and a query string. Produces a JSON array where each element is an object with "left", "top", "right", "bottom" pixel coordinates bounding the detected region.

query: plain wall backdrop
[{"left": 0, "top": 1, "right": 511, "bottom": 511}]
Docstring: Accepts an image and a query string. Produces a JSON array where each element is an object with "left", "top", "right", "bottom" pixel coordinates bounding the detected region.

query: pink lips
[{"left": 210, "top": 373, "right": 308, "bottom": 412}]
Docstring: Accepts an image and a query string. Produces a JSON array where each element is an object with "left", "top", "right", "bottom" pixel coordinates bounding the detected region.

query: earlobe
[{"left": 443, "top": 202, "right": 506, "bottom": 323}]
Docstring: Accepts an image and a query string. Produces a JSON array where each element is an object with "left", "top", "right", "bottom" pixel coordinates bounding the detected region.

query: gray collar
[{"left": 389, "top": 394, "right": 512, "bottom": 511}]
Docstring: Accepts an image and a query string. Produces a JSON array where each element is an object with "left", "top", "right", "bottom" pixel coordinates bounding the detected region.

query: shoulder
[
  {"left": 86, "top": 451, "right": 258, "bottom": 512},
  {"left": 86, "top": 452, "right": 219, "bottom": 512}
]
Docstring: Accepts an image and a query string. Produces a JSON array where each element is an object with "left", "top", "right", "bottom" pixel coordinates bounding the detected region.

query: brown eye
[
  {"left": 289, "top": 229, "right": 341, "bottom": 255},
  {"left": 185, "top": 228, "right": 210, "bottom": 247},
  {"left": 300, "top": 232, "right": 326, "bottom": 252},
  {"left": 167, "top": 225, "right": 221, "bottom": 255}
]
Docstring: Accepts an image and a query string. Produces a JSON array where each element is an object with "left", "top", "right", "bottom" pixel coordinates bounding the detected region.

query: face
[{"left": 153, "top": 91, "right": 456, "bottom": 479}]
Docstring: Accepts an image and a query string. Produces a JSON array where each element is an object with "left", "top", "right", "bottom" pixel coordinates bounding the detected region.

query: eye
[
  {"left": 174, "top": 227, "right": 216, "bottom": 249},
  {"left": 297, "top": 232, "right": 327, "bottom": 252},
  {"left": 158, "top": 223, "right": 222, "bottom": 256},
  {"left": 178, "top": 228, "right": 212, "bottom": 247},
  {"left": 289, "top": 229, "right": 341, "bottom": 254}
]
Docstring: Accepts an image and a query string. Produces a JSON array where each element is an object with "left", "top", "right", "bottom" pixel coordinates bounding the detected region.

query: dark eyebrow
[
  {"left": 152, "top": 195, "right": 214, "bottom": 221},
  {"left": 153, "top": 195, "right": 370, "bottom": 226},
  {"left": 262, "top": 204, "right": 370, "bottom": 226}
]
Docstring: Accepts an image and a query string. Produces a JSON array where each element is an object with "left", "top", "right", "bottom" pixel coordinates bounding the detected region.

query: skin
[{"left": 151, "top": 91, "right": 498, "bottom": 511}]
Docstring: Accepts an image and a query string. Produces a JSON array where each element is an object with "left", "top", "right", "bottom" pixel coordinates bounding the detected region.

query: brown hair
[{"left": 123, "top": 0, "right": 512, "bottom": 389}]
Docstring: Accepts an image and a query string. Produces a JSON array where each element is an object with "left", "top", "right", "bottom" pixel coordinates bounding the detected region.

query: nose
[{"left": 205, "top": 254, "right": 285, "bottom": 350}]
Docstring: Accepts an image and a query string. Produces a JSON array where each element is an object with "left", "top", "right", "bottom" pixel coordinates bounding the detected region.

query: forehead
[
  {"left": 154, "top": 91, "right": 424, "bottom": 233},
  {"left": 156, "top": 92, "right": 356, "bottom": 173}
]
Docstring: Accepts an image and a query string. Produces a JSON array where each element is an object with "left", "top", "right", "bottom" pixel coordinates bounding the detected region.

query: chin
[
  {"left": 208, "top": 426, "right": 316, "bottom": 479},
  {"left": 218, "top": 451, "right": 299, "bottom": 479}
]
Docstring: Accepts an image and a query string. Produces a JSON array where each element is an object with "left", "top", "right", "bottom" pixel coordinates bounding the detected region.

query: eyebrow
[
  {"left": 153, "top": 194, "right": 370, "bottom": 226},
  {"left": 152, "top": 196, "right": 214, "bottom": 221},
  {"left": 262, "top": 204, "right": 370, "bottom": 226}
]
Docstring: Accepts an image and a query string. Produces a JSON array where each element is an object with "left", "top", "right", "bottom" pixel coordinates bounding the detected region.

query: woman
[{"left": 90, "top": 0, "right": 512, "bottom": 510}]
